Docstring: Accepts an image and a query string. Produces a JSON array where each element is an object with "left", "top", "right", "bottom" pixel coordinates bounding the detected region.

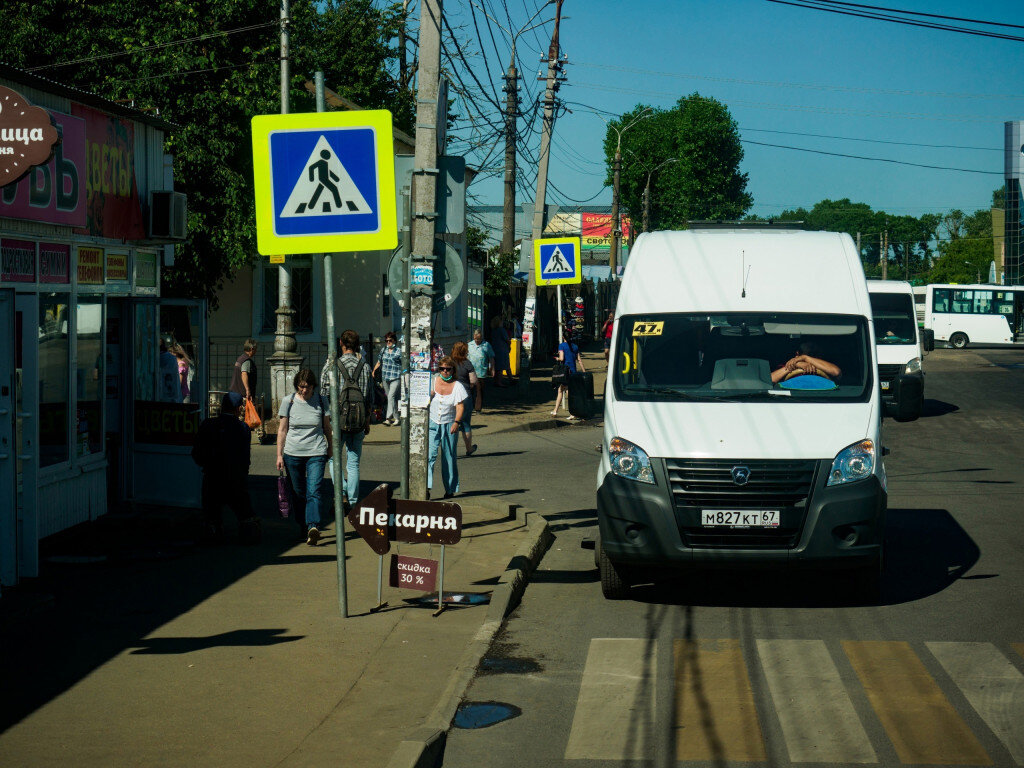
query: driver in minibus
[{"left": 771, "top": 341, "right": 842, "bottom": 384}]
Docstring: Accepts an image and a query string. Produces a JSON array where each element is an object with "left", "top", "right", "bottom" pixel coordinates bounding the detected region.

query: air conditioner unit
[{"left": 149, "top": 191, "right": 187, "bottom": 240}]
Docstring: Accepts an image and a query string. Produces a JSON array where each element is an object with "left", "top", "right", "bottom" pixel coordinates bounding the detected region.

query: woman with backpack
[
  {"left": 551, "top": 331, "right": 585, "bottom": 420},
  {"left": 276, "top": 369, "right": 331, "bottom": 546},
  {"left": 449, "top": 340, "right": 480, "bottom": 456},
  {"left": 427, "top": 355, "right": 467, "bottom": 499}
]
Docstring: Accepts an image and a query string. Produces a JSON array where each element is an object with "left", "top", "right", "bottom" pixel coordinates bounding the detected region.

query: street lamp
[
  {"left": 590, "top": 107, "right": 653, "bottom": 277},
  {"left": 965, "top": 261, "right": 981, "bottom": 283},
  {"left": 626, "top": 150, "right": 679, "bottom": 232},
  {"left": 471, "top": 1, "right": 556, "bottom": 257}
]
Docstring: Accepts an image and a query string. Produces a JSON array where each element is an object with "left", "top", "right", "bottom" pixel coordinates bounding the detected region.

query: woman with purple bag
[{"left": 276, "top": 369, "right": 332, "bottom": 546}]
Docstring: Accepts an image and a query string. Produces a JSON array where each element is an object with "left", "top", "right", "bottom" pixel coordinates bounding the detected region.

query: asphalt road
[{"left": 440, "top": 347, "right": 1024, "bottom": 768}]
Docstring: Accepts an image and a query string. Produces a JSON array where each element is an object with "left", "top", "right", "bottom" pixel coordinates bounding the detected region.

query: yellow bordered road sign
[
  {"left": 251, "top": 110, "right": 397, "bottom": 255},
  {"left": 534, "top": 236, "right": 582, "bottom": 286}
]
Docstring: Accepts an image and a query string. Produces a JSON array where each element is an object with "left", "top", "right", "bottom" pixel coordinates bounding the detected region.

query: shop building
[{"left": 0, "top": 65, "right": 199, "bottom": 590}]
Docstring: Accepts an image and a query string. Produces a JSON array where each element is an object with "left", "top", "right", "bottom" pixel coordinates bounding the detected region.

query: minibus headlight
[
  {"left": 828, "top": 439, "right": 875, "bottom": 486},
  {"left": 905, "top": 357, "right": 921, "bottom": 374},
  {"left": 609, "top": 437, "right": 656, "bottom": 484}
]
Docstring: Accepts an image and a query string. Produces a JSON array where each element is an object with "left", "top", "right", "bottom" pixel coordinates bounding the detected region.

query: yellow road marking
[
  {"left": 674, "top": 638, "right": 766, "bottom": 762},
  {"left": 844, "top": 640, "right": 990, "bottom": 765}
]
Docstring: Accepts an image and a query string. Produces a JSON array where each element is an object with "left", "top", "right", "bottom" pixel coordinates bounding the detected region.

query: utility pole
[
  {"left": 880, "top": 230, "right": 888, "bottom": 280},
  {"left": 642, "top": 184, "right": 650, "bottom": 233},
  {"left": 501, "top": 60, "right": 518, "bottom": 256},
  {"left": 407, "top": 0, "right": 444, "bottom": 500},
  {"left": 520, "top": 0, "right": 565, "bottom": 384},
  {"left": 267, "top": 0, "right": 303, "bottom": 419},
  {"left": 609, "top": 151, "right": 622, "bottom": 275}
]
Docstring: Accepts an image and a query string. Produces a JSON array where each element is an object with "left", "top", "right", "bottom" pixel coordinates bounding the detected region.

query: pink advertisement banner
[
  {"left": 0, "top": 111, "right": 87, "bottom": 227},
  {"left": 39, "top": 242, "right": 71, "bottom": 284}
]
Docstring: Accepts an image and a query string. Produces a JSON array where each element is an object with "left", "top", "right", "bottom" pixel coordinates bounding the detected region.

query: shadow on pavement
[
  {"left": 0, "top": 475, "right": 330, "bottom": 734},
  {"left": 921, "top": 398, "right": 959, "bottom": 418},
  {"left": 628, "top": 507, "right": 980, "bottom": 608}
]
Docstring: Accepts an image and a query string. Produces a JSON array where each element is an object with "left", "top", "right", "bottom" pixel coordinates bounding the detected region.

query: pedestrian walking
[
  {"left": 372, "top": 331, "right": 402, "bottom": 426},
  {"left": 490, "top": 316, "right": 511, "bottom": 387},
  {"left": 551, "top": 331, "right": 585, "bottom": 419},
  {"left": 192, "top": 391, "right": 261, "bottom": 544},
  {"left": 276, "top": 369, "right": 331, "bottom": 546},
  {"left": 428, "top": 356, "right": 467, "bottom": 499},
  {"left": 320, "top": 329, "right": 372, "bottom": 511},
  {"left": 450, "top": 340, "right": 481, "bottom": 456},
  {"left": 600, "top": 311, "right": 615, "bottom": 363},
  {"left": 229, "top": 338, "right": 258, "bottom": 402},
  {"left": 171, "top": 342, "right": 196, "bottom": 404},
  {"left": 467, "top": 328, "right": 494, "bottom": 404}
]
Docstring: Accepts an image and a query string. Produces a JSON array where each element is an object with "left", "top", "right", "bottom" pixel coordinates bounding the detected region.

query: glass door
[
  {"left": 13, "top": 292, "right": 39, "bottom": 579},
  {"left": 0, "top": 290, "right": 15, "bottom": 587}
]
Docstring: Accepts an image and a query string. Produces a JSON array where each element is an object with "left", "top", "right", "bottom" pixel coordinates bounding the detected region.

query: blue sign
[
  {"left": 534, "top": 237, "right": 582, "bottom": 286},
  {"left": 251, "top": 111, "right": 397, "bottom": 255}
]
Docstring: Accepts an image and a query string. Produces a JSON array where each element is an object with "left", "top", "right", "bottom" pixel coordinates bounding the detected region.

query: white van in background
[
  {"left": 867, "top": 280, "right": 933, "bottom": 422},
  {"left": 597, "top": 228, "right": 886, "bottom": 601}
]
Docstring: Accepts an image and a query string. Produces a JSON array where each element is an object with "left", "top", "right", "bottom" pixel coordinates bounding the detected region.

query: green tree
[
  {"left": 606, "top": 94, "right": 752, "bottom": 231},
  {"left": 0, "top": 0, "right": 411, "bottom": 306},
  {"left": 930, "top": 206, "right": 994, "bottom": 284}
]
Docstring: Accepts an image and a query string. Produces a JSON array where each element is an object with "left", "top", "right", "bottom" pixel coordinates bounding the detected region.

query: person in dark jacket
[
  {"left": 229, "top": 338, "right": 258, "bottom": 402},
  {"left": 192, "top": 391, "right": 260, "bottom": 543}
]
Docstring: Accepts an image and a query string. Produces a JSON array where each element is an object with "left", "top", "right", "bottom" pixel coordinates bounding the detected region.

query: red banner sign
[
  {"left": 0, "top": 238, "right": 35, "bottom": 282},
  {"left": 39, "top": 242, "right": 70, "bottom": 284},
  {"left": 581, "top": 212, "right": 632, "bottom": 251}
]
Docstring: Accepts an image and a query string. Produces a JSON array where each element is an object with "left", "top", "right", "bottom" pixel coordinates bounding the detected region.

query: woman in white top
[
  {"left": 428, "top": 356, "right": 467, "bottom": 499},
  {"left": 276, "top": 368, "right": 332, "bottom": 546}
]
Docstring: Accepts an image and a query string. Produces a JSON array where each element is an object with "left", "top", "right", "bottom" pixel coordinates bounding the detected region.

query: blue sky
[{"left": 442, "top": 0, "right": 1024, "bottom": 219}]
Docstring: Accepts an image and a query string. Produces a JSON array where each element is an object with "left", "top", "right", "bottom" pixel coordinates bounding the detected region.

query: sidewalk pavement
[{"left": 0, "top": 344, "right": 609, "bottom": 768}]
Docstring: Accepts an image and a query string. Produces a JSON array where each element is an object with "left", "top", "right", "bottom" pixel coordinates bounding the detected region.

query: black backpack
[{"left": 338, "top": 359, "right": 368, "bottom": 433}]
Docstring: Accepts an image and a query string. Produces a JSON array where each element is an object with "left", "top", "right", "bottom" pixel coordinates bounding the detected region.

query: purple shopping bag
[{"left": 277, "top": 471, "right": 291, "bottom": 518}]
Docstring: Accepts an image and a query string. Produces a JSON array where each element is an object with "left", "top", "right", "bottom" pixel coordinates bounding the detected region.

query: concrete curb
[{"left": 385, "top": 502, "right": 552, "bottom": 768}]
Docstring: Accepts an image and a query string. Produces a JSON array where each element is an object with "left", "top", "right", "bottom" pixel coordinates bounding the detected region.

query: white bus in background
[
  {"left": 912, "top": 285, "right": 926, "bottom": 325},
  {"left": 924, "top": 284, "right": 1024, "bottom": 349}
]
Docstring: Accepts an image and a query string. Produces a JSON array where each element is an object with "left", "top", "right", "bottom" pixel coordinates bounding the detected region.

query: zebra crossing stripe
[
  {"left": 757, "top": 639, "right": 876, "bottom": 764},
  {"left": 844, "top": 640, "right": 991, "bottom": 765},
  {"left": 674, "top": 639, "right": 766, "bottom": 762},
  {"left": 563, "top": 639, "right": 656, "bottom": 761},
  {"left": 928, "top": 642, "right": 1024, "bottom": 764}
]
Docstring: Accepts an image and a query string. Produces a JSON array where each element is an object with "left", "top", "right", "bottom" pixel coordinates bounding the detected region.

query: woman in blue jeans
[
  {"left": 427, "top": 356, "right": 467, "bottom": 499},
  {"left": 276, "top": 369, "right": 331, "bottom": 546}
]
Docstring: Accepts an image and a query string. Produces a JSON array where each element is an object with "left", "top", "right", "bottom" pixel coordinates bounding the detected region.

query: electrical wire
[{"left": 742, "top": 138, "right": 1002, "bottom": 174}]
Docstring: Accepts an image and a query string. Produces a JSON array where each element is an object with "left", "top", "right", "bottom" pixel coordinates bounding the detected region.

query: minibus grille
[
  {"left": 877, "top": 364, "right": 901, "bottom": 384},
  {"left": 667, "top": 458, "right": 817, "bottom": 549}
]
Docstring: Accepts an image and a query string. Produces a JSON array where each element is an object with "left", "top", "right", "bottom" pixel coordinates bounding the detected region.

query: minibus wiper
[{"left": 627, "top": 386, "right": 703, "bottom": 399}]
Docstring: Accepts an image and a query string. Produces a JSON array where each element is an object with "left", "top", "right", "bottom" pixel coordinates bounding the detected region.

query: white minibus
[
  {"left": 598, "top": 229, "right": 886, "bottom": 601},
  {"left": 925, "top": 283, "right": 1024, "bottom": 348},
  {"left": 867, "top": 280, "right": 933, "bottom": 421}
]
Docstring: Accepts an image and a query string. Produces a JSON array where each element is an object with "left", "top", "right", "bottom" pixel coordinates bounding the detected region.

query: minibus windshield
[
  {"left": 869, "top": 293, "right": 917, "bottom": 345},
  {"left": 614, "top": 313, "right": 872, "bottom": 402}
]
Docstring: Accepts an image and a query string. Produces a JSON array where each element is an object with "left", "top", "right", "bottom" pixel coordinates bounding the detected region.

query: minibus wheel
[
  {"left": 598, "top": 547, "right": 632, "bottom": 600},
  {"left": 949, "top": 332, "right": 969, "bottom": 349}
]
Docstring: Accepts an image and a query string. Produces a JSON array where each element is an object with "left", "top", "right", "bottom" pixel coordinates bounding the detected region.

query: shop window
[
  {"left": 75, "top": 297, "right": 104, "bottom": 456},
  {"left": 39, "top": 294, "right": 70, "bottom": 467},
  {"left": 160, "top": 304, "right": 201, "bottom": 407},
  {"left": 261, "top": 260, "right": 313, "bottom": 334}
]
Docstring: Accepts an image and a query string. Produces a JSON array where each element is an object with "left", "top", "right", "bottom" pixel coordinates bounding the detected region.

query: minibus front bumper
[{"left": 596, "top": 459, "right": 886, "bottom": 571}]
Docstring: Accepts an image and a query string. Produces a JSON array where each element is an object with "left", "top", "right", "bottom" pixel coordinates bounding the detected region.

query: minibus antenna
[{"left": 741, "top": 251, "right": 751, "bottom": 297}]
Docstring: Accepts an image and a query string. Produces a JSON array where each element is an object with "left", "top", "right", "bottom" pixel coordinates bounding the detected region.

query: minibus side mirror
[{"left": 922, "top": 328, "right": 935, "bottom": 353}]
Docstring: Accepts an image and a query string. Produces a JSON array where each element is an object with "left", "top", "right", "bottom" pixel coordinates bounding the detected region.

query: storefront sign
[
  {"left": 77, "top": 246, "right": 104, "bottom": 284},
  {"left": 347, "top": 483, "right": 462, "bottom": 555},
  {"left": 581, "top": 212, "right": 632, "bottom": 251},
  {"left": 39, "top": 242, "right": 70, "bottom": 284},
  {"left": 0, "top": 238, "right": 35, "bottom": 282},
  {"left": 135, "top": 251, "right": 157, "bottom": 293},
  {"left": 0, "top": 85, "right": 60, "bottom": 187},
  {"left": 72, "top": 103, "right": 145, "bottom": 239},
  {"left": 0, "top": 109, "right": 87, "bottom": 227},
  {"left": 133, "top": 401, "right": 200, "bottom": 445},
  {"left": 106, "top": 251, "right": 130, "bottom": 290},
  {"left": 388, "top": 555, "right": 438, "bottom": 592}
]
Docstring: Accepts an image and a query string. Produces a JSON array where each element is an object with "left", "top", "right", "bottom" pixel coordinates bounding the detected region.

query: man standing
[
  {"left": 320, "top": 330, "right": 372, "bottom": 510},
  {"left": 192, "top": 391, "right": 261, "bottom": 543},
  {"left": 229, "top": 338, "right": 258, "bottom": 402}
]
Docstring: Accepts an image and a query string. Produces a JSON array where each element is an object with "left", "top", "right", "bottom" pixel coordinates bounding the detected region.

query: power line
[
  {"left": 767, "top": 0, "right": 1024, "bottom": 42},
  {"left": 742, "top": 138, "right": 1002, "bottom": 174},
  {"left": 807, "top": 0, "right": 1024, "bottom": 29},
  {"left": 26, "top": 22, "right": 279, "bottom": 71},
  {"left": 741, "top": 127, "right": 1001, "bottom": 152}
]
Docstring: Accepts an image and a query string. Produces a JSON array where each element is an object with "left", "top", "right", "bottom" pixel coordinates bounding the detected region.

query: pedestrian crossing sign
[
  {"left": 535, "top": 237, "right": 582, "bottom": 286},
  {"left": 251, "top": 111, "right": 397, "bottom": 255}
]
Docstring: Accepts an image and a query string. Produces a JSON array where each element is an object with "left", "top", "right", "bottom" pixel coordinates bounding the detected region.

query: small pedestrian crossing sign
[
  {"left": 535, "top": 236, "right": 581, "bottom": 286},
  {"left": 251, "top": 111, "right": 397, "bottom": 255}
]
